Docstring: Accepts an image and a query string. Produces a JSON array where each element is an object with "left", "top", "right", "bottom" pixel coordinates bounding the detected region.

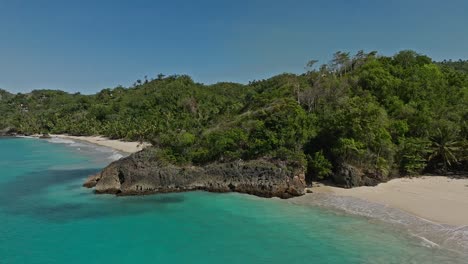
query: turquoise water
[{"left": 0, "top": 138, "right": 465, "bottom": 263}]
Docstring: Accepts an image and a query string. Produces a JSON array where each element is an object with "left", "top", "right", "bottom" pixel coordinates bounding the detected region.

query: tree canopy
[{"left": 1, "top": 50, "right": 467, "bottom": 181}]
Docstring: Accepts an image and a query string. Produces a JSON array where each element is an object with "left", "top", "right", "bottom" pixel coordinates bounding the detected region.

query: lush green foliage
[
  {"left": 438, "top": 59, "right": 468, "bottom": 74},
  {"left": 307, "top": 151, "right": 332, "bottom": 180},
  {"left": 1, "top": 51, "right": 467, "bottom": 179}
]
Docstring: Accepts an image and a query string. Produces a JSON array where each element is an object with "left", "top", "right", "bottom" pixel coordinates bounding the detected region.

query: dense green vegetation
[
  {"left": 437, "top": 59, "right": 468, "bottom": 74},
  {"left": 1, "top": 50, "right": 467, "bottom": 181}
]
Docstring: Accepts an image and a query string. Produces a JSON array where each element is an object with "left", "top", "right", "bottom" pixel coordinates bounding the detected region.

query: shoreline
[
  {"left": 9, "top": 135, "right": 468, "bottom": 252},
  {"left": 47, "top": 134, "right": 150, "bottom": 154},
  {"left": 14, "top": 134, "right": 468, "bottom": 227},
  {"left": 286, "top": 183, "right": 468, "bottom": 254},
  {"left": 292, "top": 176, "right": 468, "bottom": 226},
  {"left": 34, "top": 134, "right": 468, "bottom": 227},
  {"left": 13, "top": 134, "right": 468, "bottom": 243}
]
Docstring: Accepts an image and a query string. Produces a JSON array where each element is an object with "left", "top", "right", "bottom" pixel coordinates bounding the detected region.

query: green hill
[{"left": 1, "top": 50, "right": 467, "bottom": 184}]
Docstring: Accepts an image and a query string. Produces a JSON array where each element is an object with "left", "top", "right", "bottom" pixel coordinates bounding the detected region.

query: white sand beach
[
  {"left": 49, "top": 134, "right": 150, "bottom": 153},
  {"left": 296, "top": 176, "right": 468, "bottom": 226}
]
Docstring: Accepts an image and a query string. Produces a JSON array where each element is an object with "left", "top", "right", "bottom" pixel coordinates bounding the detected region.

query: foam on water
[
  {"left": 1, "top": 137, "right": 466, "bottom": 263},
  {"left": 15, "top": 135, "right": 36, "bottom": 139},
  {"left": 47, "top": 137, "right": 76, "bottom": 144},
  {"left": 289, "top": 193, "right": 468, "bottom": 255},
  {"left": 108, "top": 152, "right": 124, "bottom": 160},
  {"left": 46, "top": 136, "right": 126, "bottom": 161}
]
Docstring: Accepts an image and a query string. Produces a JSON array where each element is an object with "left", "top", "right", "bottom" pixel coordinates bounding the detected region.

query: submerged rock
[{"left": 84, "top": 149, "right": 306, "bottom": 198}]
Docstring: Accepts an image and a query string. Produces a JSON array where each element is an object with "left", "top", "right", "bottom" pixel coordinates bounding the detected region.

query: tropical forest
[{"left": 1, "top": 50, "right": 467, "bottom": 184}]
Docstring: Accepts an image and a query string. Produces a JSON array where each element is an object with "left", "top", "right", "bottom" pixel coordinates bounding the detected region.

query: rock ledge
[{"left": 84, "top": 150, "right": 305, "bottom": 199}]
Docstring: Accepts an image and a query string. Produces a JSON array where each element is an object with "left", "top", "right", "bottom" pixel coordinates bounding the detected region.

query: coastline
[
  {"left": 3, "top": 133, "right": 467, "bottom": 262},
  {"left": 286, "top": 177, "right": 468, "bottom": 253},
  {"left": 9, "top": 135, "right": 468, "bottom": 253},
  {"left": 293, "top": 176, "right": 468, "bottom": 226},
  {"left": 38, "top": 134, "right": 468, "bottom": 227},
  {"left": 48, "top": 134, "right": 150, "bottom": 154},
  {"left": 15, "top": 134, "right": 468, "bottom": 227}
]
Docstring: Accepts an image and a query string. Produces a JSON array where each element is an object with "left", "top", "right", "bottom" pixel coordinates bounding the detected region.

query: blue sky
[{"left": 1, "top": 0, "right": 467, "bottom": 93}]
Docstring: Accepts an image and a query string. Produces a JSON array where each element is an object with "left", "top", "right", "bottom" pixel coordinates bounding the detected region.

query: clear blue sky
[{"left": 1, "top": 0, "right": 467, "bottom": 93}]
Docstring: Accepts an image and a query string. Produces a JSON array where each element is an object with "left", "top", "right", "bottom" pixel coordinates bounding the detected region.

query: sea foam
[
  {"left": 46, "top": 137, "right": 126, "bottom": 161},
  {"left": 291, "top": 193, "right": 468, "bottom": 255},
  {"left": 46, "top": 138, "right": 76, "bottom": 144}
]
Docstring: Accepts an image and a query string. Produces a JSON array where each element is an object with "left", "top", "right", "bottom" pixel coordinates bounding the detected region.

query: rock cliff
[
  {"left": 84, "top": 149, "right": 306, "bottom": 198},
  {"left": 332, "top": 163, "right": 391, "bottom": 188}
]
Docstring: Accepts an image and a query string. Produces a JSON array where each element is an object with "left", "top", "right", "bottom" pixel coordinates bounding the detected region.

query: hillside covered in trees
[
  {"left": 437, "top": 59, "right": 468, "bottom": 74},
  {"left": 1, "top": 50, "right": 467, "bottom": 185}
]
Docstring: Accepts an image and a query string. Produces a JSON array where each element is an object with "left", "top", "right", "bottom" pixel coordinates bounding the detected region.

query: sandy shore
[
  {"left": 49, "top": 134, "right": 150, "bottom": 153},
  {"left": 295, "top": 176, "right": 468, "bottom": 226}
]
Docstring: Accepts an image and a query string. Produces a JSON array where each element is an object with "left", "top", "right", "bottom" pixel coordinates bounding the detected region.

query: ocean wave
[
  {"left": 16, "top": 135, "right": 36, "bottom": 139},
  {"left": 289, "top": 194, "right": 468, "bottom": 255},
  {"left": 45, "top": 137, "right": 126, "bottom": 161},
  {"left": 47, "top": 138, "right": 76, "bottom": 144},
  {"left": 109, "top": 152, "right": 124, "bottom": 161},
  {"left": 70, "top": 142, "right": 87, "bottom": 147},
  {"left": 85, "top": 145, "right": 125, "bottom": 161}
]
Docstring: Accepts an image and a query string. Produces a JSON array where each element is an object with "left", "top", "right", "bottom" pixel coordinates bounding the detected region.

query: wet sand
[
  {"left": 294, "top": 176, "right": 468, "bottom": 226},
  {"left": 49, "top": 134, "right": 150, "bottom": 153}
]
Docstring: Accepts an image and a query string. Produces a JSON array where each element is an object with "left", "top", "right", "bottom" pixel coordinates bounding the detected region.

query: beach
[
  {"left": 5, "top": 135, "right": 465, "bottom": 263},
  {"left": 5, "top": 136, "right": 468, "bottom": 257},
  {"left": 30, "top": 134, "right": 468, "bottom": 227},
  {"left": 36, "top": 133, "right": 468, "bottom": 227},
  {"left": 49, "top": 134, "right": 150, "bottom": 153},
  {"left": 294, "top": 176, "right": 468, "bottom": 226}
]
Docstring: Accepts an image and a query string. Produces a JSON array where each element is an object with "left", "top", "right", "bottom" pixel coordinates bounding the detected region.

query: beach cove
[
  {"left": 0, "top": 136, "right": 466, "bottom": 263},
  {"left": 44, "top": 134, "right": 468, "bottom": 227}
]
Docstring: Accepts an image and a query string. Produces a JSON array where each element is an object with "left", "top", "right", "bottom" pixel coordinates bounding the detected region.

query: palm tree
[{"left": 428, "top": 128, "right": 461, "bottom": 171}]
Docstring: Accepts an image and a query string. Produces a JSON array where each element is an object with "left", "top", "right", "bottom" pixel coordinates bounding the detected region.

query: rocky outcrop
[
  {"left": 332, "top": 163, "right": 389, "bottom": 188},
  {"left": 0, "top": 127, "right": 15, "bottom": 137},
  {"left": 84, "top": 149, "right": 306, "bottom": 198},
  {"left": 39, "top": 133, "right": 51, "bottom": 139},
  {"left": 83, "top": 173, "right": 102, "bottom": 188}
]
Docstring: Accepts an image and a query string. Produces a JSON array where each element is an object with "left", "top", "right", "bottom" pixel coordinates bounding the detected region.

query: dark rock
[
  {"left": 39, "top": 133, "right": 51, "bottom": 139},
  {"left": 0, "top": 127, "right": 15, "bottom": 137},
  {"left": 85, "top": 149, "right": 306, "bottom": 198},
  {"left": 332, "top": 163, "right": 389, "bottom": 188},
  {"left": 83, "top": 173, "right": 102, "bottom": 188}
]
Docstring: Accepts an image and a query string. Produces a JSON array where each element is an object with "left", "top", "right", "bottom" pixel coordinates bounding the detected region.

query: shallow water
[
  {"left": 0, "top": 137, "right": 466, "bottom": 263},
  {"left": 288, "top": 193, "right": 468, "bottom": 254}
]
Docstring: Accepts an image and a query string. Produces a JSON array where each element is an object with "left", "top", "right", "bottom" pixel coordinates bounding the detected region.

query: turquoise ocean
[{"left": 0, "top": 137, "right": 466, "bottom": 263}]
